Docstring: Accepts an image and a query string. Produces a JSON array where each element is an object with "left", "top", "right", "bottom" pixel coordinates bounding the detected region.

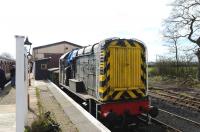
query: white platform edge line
[{"left": 48, "top": 80, "right": 111, "bottom": 132}]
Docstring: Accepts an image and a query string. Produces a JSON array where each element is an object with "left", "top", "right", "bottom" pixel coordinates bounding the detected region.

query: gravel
[
  {"left": 111, "top": 121, "right": 175, "bottom": 132},
  {"left": 151, "top": 97, "right": 200, "bottom": 132}
]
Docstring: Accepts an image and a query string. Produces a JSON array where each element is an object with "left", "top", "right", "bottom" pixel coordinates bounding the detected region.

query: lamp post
[
  {"left": 27, "top": 53, "right": 32, "bottom": 86},
  {"left": 24, "top": 37, "right": 32, "bottom": 86},
  {"left": 24, "top": 37, "right": 32, "bottom": 111}
]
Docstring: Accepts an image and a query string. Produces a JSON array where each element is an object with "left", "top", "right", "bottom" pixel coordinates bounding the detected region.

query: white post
[
  {"left": 24, "top": 47, "right": 28, "bottom": 123},
  {"left": 16, "top": 35, "right": 28, "bottom": 132}
]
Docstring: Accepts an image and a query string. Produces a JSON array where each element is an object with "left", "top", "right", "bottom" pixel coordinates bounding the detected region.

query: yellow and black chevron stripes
[
  {"left": 141, "top": 52, "right": 146, "bottom": 62},
  {"left": 109, "top": 89, "right": 146, "bottom": 100},
  {"left": 100, "top": 74, "right": 110, "bottom": 87},
  {"left": 141, "top": 64, "right": 146, "bottom": 74},
  {"left": 104, "top": 39, "right": 137, "bottom": 49},
  {"left": 99, "top": 86, "right": 110, "bottom": 101},
  {"left": 99, "top": 39, "right": 147, "bottom": 101},
  {"left": 99, "top": 48, "right": 111, "bottom": 101},
  {"left": 141, "top": 51, "right": 147, "bottom": 88},
  {"left": 100, "top": 63, "right": 110, "bottom": 75}
]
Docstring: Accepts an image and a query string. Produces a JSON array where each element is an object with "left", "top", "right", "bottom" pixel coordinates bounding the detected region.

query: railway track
[
  {"left": 55, "top": 81, "right": 200, "bottom": 132},
  {"left": 56, "top": 79, "right": 200, "bottom": 132},
  {"left": 61, "top": 84, "right": 179, "bottom": 132},
  {"left": 151, "top": 87, "right": 200, "bottom": 102},
  {"left": 112, "top": 116, "right": 180, "bottom": 132},
  {"left": 139, "top": 114, "right": 182, "bottom": 132},
  {"left": 60, "top": 82, "right": 200, "bottom": 132},
  {"left": 149, "top": 88, "right": 200, "bottom": 111},
  {"left": 155, "top": 108, "right": 200, "bottom": 132},
  {"left": 151, "top": 118, "right": 181, "bottom": 132}
]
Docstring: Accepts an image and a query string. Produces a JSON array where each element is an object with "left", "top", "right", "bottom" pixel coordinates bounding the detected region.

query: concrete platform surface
[
  {"left": 33, "top": 80, "right": 110, "bottom": 132},
  {"left": 0, "top": 105, "right": 16, "bottom": 132},
  {"left": 0, "top": 82, "right": 16, "bottom": 132}
]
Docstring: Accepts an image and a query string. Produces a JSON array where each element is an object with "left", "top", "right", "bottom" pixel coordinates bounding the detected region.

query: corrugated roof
[{"left": 33, "top": 41, "right": 82, "bottom": 50}]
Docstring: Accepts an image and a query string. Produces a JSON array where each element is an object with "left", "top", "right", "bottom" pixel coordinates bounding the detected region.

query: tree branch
[{"left": 188, "top": 16, "right": 198, "bottom": 44}]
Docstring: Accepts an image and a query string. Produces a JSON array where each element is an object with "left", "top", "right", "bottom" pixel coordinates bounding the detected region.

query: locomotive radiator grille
[{"left": 99, "top": 40, "right": 146, "bottom": 101}]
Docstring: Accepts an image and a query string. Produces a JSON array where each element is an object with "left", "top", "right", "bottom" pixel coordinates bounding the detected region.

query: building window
[{"left": 41, "top": 64, "right": 47, "bottom": 70}]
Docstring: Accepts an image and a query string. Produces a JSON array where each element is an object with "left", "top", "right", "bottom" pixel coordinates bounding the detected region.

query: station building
[
  {"left": 32, "top": 41, "right": 82, "bottom": 80},
  {"left": 32, "top": 41, "right": 82, "bottom": 68}
]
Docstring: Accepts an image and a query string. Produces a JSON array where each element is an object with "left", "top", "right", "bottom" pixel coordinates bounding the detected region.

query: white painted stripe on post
[{"left": 48, "top": 80, "right": 111, "bottom": 132}]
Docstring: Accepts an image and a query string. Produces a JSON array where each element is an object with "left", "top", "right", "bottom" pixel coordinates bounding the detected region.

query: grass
[
  {"left": 148, "top": 67, "right": 155, "bottom": 73},
  {"left": 149, "top": 76, "right": 162, "bottom": 81},
  {"left": 148, "top": 66, "right": 198, "bottom": 79},
  {"left": 179, "top": 92, "right": 190, "bottom": 97},
  {"left": 35, "top": 87, "right": 44, "bottom": 117},
  {"left": 193, "top": 83, "right": 200, "bottom": 89}
]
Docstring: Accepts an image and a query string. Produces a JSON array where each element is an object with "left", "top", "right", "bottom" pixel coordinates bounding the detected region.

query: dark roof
[{"left": 33, "top": 41, "right": 82, "bottom": 50}]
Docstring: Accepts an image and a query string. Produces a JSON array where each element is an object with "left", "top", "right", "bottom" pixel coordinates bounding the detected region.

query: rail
[
  {"left": 154, "top": 108, "right": 200, "bottom": 132},
  {"left": 149, "top": 88, "right": 200, "bottom": 111}
]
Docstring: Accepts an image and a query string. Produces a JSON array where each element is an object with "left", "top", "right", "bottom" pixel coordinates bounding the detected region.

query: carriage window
[{"left": 41, "top": 64, "right": 47, "bottom": 70}]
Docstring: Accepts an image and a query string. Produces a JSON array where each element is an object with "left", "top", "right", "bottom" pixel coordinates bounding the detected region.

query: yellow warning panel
[
  {"left": 98, "top": 39, "right": 147, "bottom": 101},
  {"left": 109, "top": 46, "right": 143, "bottom": 90}
]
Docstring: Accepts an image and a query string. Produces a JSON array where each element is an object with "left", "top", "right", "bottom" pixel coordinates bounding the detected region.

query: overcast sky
[{"left": 0, "top": 0, "right": 172, "bottom": 61}]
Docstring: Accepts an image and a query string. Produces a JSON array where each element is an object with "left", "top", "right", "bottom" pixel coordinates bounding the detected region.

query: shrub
[{"left": 30, "top": 111, "right": 60, "bottom": 132}]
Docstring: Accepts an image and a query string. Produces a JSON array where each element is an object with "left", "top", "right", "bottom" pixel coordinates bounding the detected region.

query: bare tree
[
  {"left": 163, "top": 26, "right": 180, "bottom": 76},
  {"left": 0, "top": 52, "right": 13, "bottom": 59},
  {"left": 164, "top": 0, "right": 200, "bottom": 79}
]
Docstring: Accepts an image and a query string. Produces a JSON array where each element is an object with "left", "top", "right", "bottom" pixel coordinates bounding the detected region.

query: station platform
[
  {"left": 0, "top": 82, "right": 16, "bottom": 132},
  {"left": 30, "top": 79, "right": 110, "bottom": 132}
]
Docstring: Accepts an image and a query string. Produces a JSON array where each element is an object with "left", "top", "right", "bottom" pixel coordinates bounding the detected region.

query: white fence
[{"left": 15, "top": 35, "right": 28, "bottom": 132}]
